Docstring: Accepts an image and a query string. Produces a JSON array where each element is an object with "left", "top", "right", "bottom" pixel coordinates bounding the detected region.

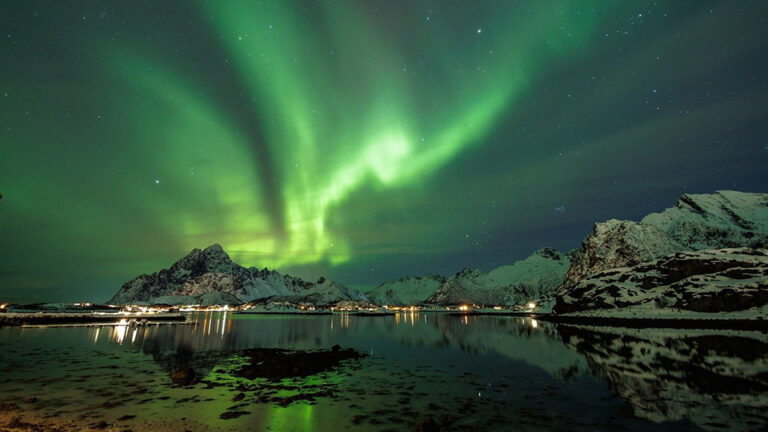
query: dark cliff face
[
  {"left": 555, "top": 191, "right": 768, "bottom": 316},
  {"left": 561, "top": 220, "right": 683, "bottom": 289}
]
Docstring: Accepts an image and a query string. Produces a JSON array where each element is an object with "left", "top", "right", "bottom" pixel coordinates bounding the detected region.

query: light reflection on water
[
  {"left": 2, "top": 313, "right": 767, "bottom": 431},
  {"left": 103, "top": 311, "right": 545, "bottom": 349}
]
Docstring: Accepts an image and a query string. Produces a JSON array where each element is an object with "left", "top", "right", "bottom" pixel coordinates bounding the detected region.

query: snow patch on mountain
[
  {"left": 641, "top": 190, "right": 768, "bottom": 249},
  {"left": 425, "top": 248, "right": 573, "bottom": 309},
  {"left": 364, "top": 274, "right": 446, "bottom": 306},
  {"left": 555, "top": 248, "right": 768, "bottom": 318}
]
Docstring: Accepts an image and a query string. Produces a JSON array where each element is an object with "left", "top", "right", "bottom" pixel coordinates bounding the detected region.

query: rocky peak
[
  {"left": 108, "top": 244, "right": 366, "bottom": 306},
  {"left": 423, "top": 273, "right": 447, "bottom": 282},
  {"left": 204, "top": 243, "right": 225, "bottom": 253},
  {"left": 562, "top": 219, "right": 684, "bottom": 287},
  {"left": 250, "top": 267, "right": 281, "bottom": 279},
  {"left": 455, "top": 267, "right": 483, "bottom": 279},
  {"left": 532, "top": 247, "right": 563, "bottom": 260},
  {"left": 173, "top": 244, "right": 237, "bottom": 275}
]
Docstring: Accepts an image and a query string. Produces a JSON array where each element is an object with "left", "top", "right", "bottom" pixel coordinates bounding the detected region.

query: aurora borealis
[{"left": 1, "top": 1, "right": 767, "bottom": 302}]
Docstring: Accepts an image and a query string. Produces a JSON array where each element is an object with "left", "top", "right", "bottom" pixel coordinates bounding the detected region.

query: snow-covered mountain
[
  {"left": 108, "top": 244, "right": 368, "bottom": 306},
  {"left": 246, "top": 277, "right": 371, "bottom": 308},
  {"left": 556, "top": 191, "right": 768, "bottom": 317},
  {"left": 425, "top": 248, "right": 573, "bottom": 309},
  {"left": 111, "top": 191, "right": 766, "bottom": 312},
  {"left": 364, "top": 274, "right": 446, "bottom": 306},
  {"left": 562, "top": 191, "right": 768, "bottom": 288},
  {"left": 642, "top": 190, "right": 768, "bottom": 250},
  {"left": 554, "top": 248, "right": 768, "bottom": 318}
]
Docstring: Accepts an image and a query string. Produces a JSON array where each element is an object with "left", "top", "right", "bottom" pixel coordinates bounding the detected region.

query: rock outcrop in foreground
[
  {"left": 108, "top": 244, "right": 368, "bottom": 306},
  {"left": 556, "top": 191, "right": 768, "bottom": 317}
]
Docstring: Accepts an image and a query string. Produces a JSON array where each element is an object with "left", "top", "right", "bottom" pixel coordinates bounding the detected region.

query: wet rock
[
  {"left": 235, "top": 347, "right": 364, "bottom": 380},
  {"left": 171, "top": 367, "right": 196, "bottom": 386},
  {"left": 414, "top": 418, "right": 440, "bottom": 432},
  {"left": 220, "top": 410, "right": 249, "bottom": 420},
  {"left": 100, "top": 400, "right": 123, "bottom": 409},
  {"left": 270, "top": 390, "right": 332, "bottom": 407}
]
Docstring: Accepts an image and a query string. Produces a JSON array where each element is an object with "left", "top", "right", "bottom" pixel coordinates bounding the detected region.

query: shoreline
[
  {"left": 536, "top": 314, "right": 768, "bottom": 331},
  {"left": 0, "top": 312, "right": 186, "bottom": 327},
  {"left": 3, "top": 310, "right": 767, "bottom": 331}
]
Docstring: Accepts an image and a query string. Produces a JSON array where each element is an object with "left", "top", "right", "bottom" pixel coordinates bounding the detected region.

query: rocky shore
[{"left": 0, "top": 312, "right": 186, "bottom": 327}]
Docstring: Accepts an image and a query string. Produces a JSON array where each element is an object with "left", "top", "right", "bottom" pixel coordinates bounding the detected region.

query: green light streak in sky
[
  {"left": 3, "top": 0, "right": 766, "bottom": 301},
  {"left": 115, "top": 1, "right": 602, "bottom": 269}
]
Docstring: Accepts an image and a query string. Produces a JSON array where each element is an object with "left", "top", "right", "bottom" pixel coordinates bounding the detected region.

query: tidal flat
[{"left": 1, "top": 312, "right": 766, "bottom": 432}]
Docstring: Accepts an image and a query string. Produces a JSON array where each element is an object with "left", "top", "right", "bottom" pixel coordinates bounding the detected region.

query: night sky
[{"left": 1, "top": 1, "right": 767, "bottom": 302}]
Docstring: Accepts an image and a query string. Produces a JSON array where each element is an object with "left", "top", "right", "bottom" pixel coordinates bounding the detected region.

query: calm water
[{"left": 1, "top": 313, "right": 766, "bottom": 431}]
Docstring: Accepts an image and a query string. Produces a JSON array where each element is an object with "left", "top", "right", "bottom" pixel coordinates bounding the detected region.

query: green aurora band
[
  {"left": 1, "top": 1, "right": 767, "bottom": 301},
  {"left": 115, "top": 1, "right": 600, "bottom": 268}
]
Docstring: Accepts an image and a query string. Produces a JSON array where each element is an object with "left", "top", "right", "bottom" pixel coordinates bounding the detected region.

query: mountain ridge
[
  {"left": 108, "top": 244, "right": 367, "bottom": 306},
  {"left": 109, "top": 190, "right": 768, "bottom": 313}
]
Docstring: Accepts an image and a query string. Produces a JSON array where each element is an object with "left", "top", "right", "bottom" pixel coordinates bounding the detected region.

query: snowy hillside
[
  {"left": 562, "top": 191, "right": 768, "bottom": 288},
  {"left": 364, "top": 274, "right": 446, "bottom": 306},
  {"left": 641, "top": 190, "right": 768, "bottom": 249},
  {"left": 425, "top": 248, "right": 572, "bottom": 309}
]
